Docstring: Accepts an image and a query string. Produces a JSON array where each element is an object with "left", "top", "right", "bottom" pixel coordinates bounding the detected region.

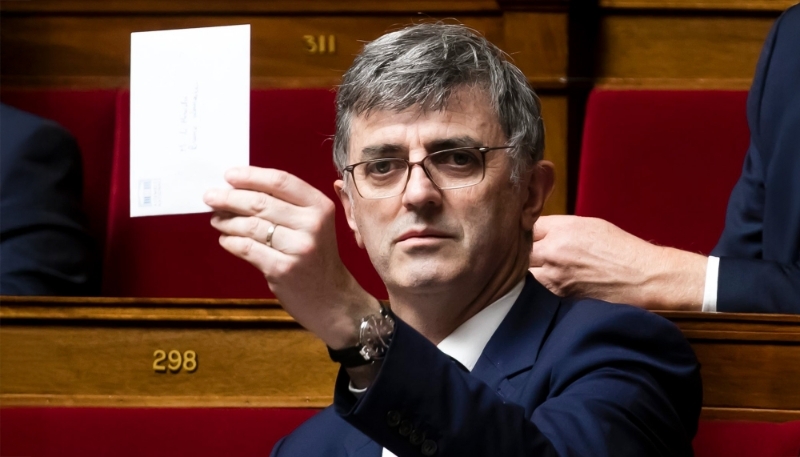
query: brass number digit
[
  {"left": 183, "top": 350, "right": 198, "bottom": 372},
  {"left": 167, "top": 350, "right": 182, "bottom": 372},
  {"left": 153, "top": 350, "right": 167, "bottom": 372},
  {"left": 328, "top": 35, "right": 336, "bottom": 54},
  {"left": 303, "top": 35, "right": 318, "bottom": 53},
  {"left": 304, "top": 35, "right": 336, "bottom": 54}
]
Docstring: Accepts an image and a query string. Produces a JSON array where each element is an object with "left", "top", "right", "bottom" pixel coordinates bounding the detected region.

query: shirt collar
[{"left": 436, "top": 279, "right": 525, "bottom": 371}]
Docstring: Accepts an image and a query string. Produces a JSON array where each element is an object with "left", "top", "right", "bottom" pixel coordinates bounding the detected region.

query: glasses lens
[
  {"left": 352, "top": 159, "right": 408, "bottom": 198},
  {"left": 425, "top": 148, "right": 485, "bottom": 189}
]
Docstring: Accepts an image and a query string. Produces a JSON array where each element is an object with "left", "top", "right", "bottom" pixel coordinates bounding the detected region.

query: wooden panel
[
  {"left": 600, "top": 0, "right": 797, "bottom": 10},
  {"left": 3, "top": 297, "right": 800, "bottom": 422},
  {"left": 660, "top": 311, "right": 800, "bottom": 420},
  {"left": 1, "top": 298, "right": 336, "bottom": 407},
  {"left": 0, "top": 0, "right": 563, "bottom": 14},
  {"left": 0, "top": 16, "right": 511, "bottom": 89},
  {"left": 0, "top": 0, "right": 502, "bottom": 14},
  {"left": 504, "top": 12, "right": 569, "bottom": 84},
  {"left": 540, "top": 95, "right": 568, "bottom": 215},
  {"left": 595, "top": 15, "right": 776, "bottom": 88}
]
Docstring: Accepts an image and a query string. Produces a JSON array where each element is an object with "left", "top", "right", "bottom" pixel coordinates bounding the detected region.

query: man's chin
[{"left": 384, "top": 259, "right": 463, "bottom": 290}]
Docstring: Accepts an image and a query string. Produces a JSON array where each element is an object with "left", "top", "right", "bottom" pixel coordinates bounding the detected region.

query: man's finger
[
  {"left": 528, "top": 248, "right": 544, "bottom": 268},
  {"left": 213, "top": 215, "right": 318, "bottom": 256},
  {"left": 212, "top": 214, "right": 279, "bottom": 245},
  {"left": 533, "top": 215, "right": 556, "bottom": 242},
  {"left": 218, "top": 234, "right": 294, "bottom": 279},
  {"left": 224, "top": 167, "right": 326, "bottom": 208},
  {"left": 204, "top": 188, "right": 308, "bottom": 230}
]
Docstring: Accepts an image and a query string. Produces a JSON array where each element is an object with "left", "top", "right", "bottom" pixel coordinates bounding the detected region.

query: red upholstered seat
[
  {"left": 0, "top": 89, "right": 118, "bottom": 249},
  {"left": 102, "top": 89, "right": 385, "bottom": 298},
  {"left": 576, "top": 90, "right": 750, "bottom": 254},
  {"left": 0, "top": 407, "right": 318, "bottom": 457},
  {"left": 693, "top": 420, "right": 800, "bottom": 457}
]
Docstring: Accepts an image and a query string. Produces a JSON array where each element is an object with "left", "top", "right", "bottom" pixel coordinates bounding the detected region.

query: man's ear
[
  {"left": 334, "top": 179, "right": 365, "bottom": 248},
  {"left": 521, "top": 160, "right": 555, "bottom": 230}
]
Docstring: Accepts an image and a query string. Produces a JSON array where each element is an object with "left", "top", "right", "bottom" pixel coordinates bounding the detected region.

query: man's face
[{"left": 335, "top": 88, "right": 541, "bottom": 294}]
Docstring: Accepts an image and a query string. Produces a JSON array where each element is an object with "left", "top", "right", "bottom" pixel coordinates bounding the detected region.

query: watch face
[{"left": 359, "top": 311, "right": 395, "bottom": 361}]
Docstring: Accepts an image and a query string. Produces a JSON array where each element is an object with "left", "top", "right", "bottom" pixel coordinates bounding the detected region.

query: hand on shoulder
[{"left": 529, "top": 215, "right": 706, "bottom": 311}]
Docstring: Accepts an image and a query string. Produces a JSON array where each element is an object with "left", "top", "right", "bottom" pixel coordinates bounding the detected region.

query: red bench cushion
[
  {"left": 0, "top": 407, "right": 318, "bottom": 456},
  {"left": 576, "top": 90, "right": 750, "bottom": 254},
  {"left": 693, "top": 420, "right": 800, "bottom": 457},
  {"left": 4, "top": 408, "right": 799, "bottom": 456}
]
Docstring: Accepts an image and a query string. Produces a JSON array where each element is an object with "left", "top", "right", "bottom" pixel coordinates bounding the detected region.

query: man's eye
[
  {"left": 366, "top": 160, "right": 402, "bottom": 175},
  {"left": 451, "top": 152, "right": 473, "bottom": 165},
  {"left": 433, "top": 149, "right": 479, "bottom": 167}
]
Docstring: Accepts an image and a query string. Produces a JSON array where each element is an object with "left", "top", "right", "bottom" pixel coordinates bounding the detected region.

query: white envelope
[{"left": 130, "top": 24, "right": 250, "bottom": 217}]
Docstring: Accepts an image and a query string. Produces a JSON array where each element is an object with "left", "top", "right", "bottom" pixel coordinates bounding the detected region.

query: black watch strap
[
  {"left": 327, "top": 345, "right": 373, "bottom": 368},
  {"left": 327, "top": 302, "right": 394, "bottom": 368}
]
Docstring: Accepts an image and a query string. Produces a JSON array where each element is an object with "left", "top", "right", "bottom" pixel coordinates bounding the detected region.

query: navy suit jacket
[
  {"left": 272, "top": 275, "right": 701, "bottom": 456},
  {"left": 0, "top": 104, "right": 98, "bottom": 296},
  {"left": 711, "top": 5, "right": 800, "bottom": 314}
]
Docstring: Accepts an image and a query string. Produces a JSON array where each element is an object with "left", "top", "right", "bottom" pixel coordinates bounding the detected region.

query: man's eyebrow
[
  {"left": 360, "top": 144, "right": 407, "bottom": 159},
  {"left": 359, "top": 136, "right": 481, "bottom": 159},
  {"left": 426, "top": 136, "right": 482, "bottom": 151}
]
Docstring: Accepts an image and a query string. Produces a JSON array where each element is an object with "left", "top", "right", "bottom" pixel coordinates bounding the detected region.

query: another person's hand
[
  {"left": 529, "top": 215, "right": 706, "bottom": 311},
  {"left": 204, "top": 167, "right": 377, "bottom": 349}
]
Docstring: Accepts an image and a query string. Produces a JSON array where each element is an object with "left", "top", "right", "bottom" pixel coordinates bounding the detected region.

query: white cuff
[
  {"left": 348, "top": 381, "right": 367, "bottom": 398},
  {"left": 702, "top": 256, "right": 720, "bottom": 313}
]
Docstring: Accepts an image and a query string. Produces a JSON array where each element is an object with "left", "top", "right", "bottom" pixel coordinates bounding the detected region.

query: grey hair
[{"left": 333, "top": 23, "right": 544, "bottom": 183}]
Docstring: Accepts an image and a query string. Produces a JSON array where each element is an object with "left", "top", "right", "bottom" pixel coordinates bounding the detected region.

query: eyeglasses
[{"left": 343, "top": 146, "right": 512, "bottom": 199}]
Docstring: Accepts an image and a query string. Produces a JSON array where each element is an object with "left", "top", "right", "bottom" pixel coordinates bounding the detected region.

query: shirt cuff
[
  {"left": 348, "top": 381, "right": 367, "bottom": 398},
  {"left": 702, "top": 256, "right": 720, "bottom": 313}
]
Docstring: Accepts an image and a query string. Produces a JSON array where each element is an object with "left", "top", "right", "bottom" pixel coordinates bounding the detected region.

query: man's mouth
[{"left": 395, "top": 229, "right": 452, "bottom": 244}]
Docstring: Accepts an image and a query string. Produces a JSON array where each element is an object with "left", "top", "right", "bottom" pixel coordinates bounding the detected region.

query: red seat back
[
  {"left": 0, "top": 407, "right": 318, "bottom": 457},
  {"left": 0, "top": 89, "right": 118, "bottom": 247},
  {"left": 102, "top": 89, "right": 385, "bottom": 298},
  {"left": 576, "top": 90, "right": 750, "bottom": 254},
  {"left": 693, "top": 420, "right": 800, "bottom": 457}
]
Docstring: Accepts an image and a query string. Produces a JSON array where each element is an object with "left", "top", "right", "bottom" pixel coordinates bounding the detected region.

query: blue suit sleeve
[
  {"left": 0, "top": 107, "right": 99, "bottom": 296},
  {"left": 333, "top": 307, "right": 700, "bottom": 457},
  {"left": 711, "top": 7, "right": 800, "bottom": 314}
]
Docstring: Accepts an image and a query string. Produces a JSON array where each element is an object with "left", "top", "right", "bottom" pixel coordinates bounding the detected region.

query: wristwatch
[{"left": 327, "top": 302, "right": 395, "bottom": 368}]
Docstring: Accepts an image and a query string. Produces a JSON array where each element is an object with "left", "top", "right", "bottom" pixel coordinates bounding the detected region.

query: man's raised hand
[{"left": 204, "top": 166, "right": 378, "bottom": 349}]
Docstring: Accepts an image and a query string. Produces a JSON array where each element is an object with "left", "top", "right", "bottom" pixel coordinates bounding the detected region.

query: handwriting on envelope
[{"left": 130, "top": 24, "right": 250, "bottom": 217}]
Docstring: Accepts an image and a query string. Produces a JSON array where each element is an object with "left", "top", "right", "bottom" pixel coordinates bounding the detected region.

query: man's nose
[{"left": 401, "top": 163, "right": 442, "bottom": 208}]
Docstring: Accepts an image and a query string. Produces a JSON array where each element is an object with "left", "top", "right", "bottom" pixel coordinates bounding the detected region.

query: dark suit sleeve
[
  {"left": 0, "top": 107, "right": 99, "bottom": 296},
  {"left": 334, "top": 308, "right": 700, "bottom": 457},
  {"left": 710, "top": 7, "right": 800, "bottom": 314}
]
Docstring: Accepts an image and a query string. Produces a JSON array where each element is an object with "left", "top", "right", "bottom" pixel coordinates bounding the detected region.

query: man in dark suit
[
  {"left": 0, "top": 103, "right": 98, "bottom": 295},
  {"left": 204, "top": 23, "right": 701, "bottom": 456},
  {"left": 530, "top": 5, "right": 800, "bottom": 314}
]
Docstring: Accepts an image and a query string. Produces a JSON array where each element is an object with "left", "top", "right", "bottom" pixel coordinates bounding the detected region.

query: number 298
[{"left": 153, "top": 349, "right": 198, "bottom": 373}]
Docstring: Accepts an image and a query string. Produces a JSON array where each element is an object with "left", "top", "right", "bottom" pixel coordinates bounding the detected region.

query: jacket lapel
[
  {"left": 471, "top": 273, "right": 561, "bottom": 391},
  {"left": 342, "top": 274, "right": 560, "bottom": 457}
]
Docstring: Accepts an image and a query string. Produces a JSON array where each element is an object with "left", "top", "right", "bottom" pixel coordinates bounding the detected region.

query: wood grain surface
[
  {"left": 594, "top": 14, "right": 775, "bottom": 89},
  {"left": 2, "top": 297, "right": 799, "bottom": 422},
  {"left": 540, "top": 95, "right": 568, "bottom": 216},
  {"left": 600, "top": 0, "right": 797, "bottom": 10},
  {"left": 0, "top": 0, "right": 503, "bottom": 14}
]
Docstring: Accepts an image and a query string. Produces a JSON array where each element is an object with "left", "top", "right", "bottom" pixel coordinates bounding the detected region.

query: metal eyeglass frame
[{"left": 343, "top": 146, "right": 513, "bottom": 200}]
